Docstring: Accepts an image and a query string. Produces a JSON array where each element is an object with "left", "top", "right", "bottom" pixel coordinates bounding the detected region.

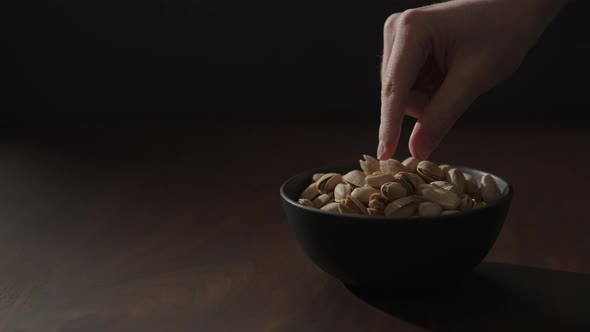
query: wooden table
[{"left": 0, "top": 114, "right": 588, "bottom": 331}]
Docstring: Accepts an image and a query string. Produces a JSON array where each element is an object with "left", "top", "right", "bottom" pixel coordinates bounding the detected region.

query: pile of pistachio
[{"left": 298, "top": 155, "right": 503, "bottom": 217}]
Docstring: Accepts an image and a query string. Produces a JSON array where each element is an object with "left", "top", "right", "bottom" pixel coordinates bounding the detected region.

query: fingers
[
  {"left": 409, "top": 68, "right": 480, "bottom": 160},
  {"left": 381, "top": 13, "right": 399, "bottom": 80},
  {"left": 405, "top": 90, "right": 430, "bottom": 119},
  {"left": 378, "top": 10, "right": 429, "bottom": 160}
]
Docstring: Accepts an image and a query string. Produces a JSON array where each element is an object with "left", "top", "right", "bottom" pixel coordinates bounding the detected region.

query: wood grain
[{"left": 0, "top": 117, "right": 588, "bottom": 331}]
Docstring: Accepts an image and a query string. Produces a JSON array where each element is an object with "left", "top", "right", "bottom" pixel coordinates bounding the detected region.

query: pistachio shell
[
  {"left": 343, "top": 195, "right": 367, "bottom": 215},
  {"left": 297, "top": 198, "right": 315, "bottom": 207},
  {"left": 481, "top": 174, "right": 502, "bottom": 204},
  {"left": 430, "top": 181, "right": 454, "bottom": 190},
  {"left": 441, "top": 210, "right": 459, "bottom": 215},
  {"left": 317, "top": 173, "right": 343, "bottom": 194},
  {"left": 365, "top": 173, "right": 395, "bottom": 188},
  {"left": 343, "top": 170, "right": 366, "bottom": 188},
  {"left": 439, "top": 164, "right": 451, "bottom": 171},
  {"left": 320, "top": 202, "right": 340, "bottom": 212},
  {"left": 301, "top": 182, "right": 319, "bottom": 200},
  {"left": 351, "top": 187, "right": 380, "bottom": 204},
  {"left": 313, "top": 192, "right": 333, "bottom": 208},
  {"left": 368, "top": 193, "right": 388, "bottom": 210},
  {"left": 359, "top": 154, "right": 380, "bottom": 175},
  {"left": 312, "top": 173, "right": 325, "bottom": 182},
  {"left": 338, "top": 203, "right": 361, "bottom": 215},
  {"left": 393, "top": 172, "right": 415, "bottom": 194},
  {"left": 448, "top": 168, "right": 465, "bottom": 194},
  {"left": 407, "top": 172, "right": 426, "bottom": 187},
  {"left": 460, "top": 194, "right": 476, "bottom": 210},
  {"left": 372, "top": 171, "right": 383, "bottom": 175},
  {"left": 474, "top": 201, "right": 487, "bottom": 209},
  {"left": 367, "top": 207, "right": 384, "bottom": 216},
  {"left": 402, "top": 156, "right": 420, "bottom": 173},
  {"left": 422, "top": 188, "right": 460, "bottom": 210},
  {"left": 380, "top": 159, "right": 408, "bottom": 175},
  {"left": 418, "top": 202, "right": 442, "bottom": 216},
  {"left": 334, "top": 183, "right": 353, "bottom": 203},
  {"left": 430, "top": 180, "right": 456, "bottom": 194},
  {"left": 463, "top": 173, "right": 478, "bottom": 194},
  {"left": 380, "top": 182, "right": 407, "bottom": 201},
  {"left": 415, "top": 183, "right": 433, "bottom": 195},
  {"left": 384, "top": 195, "right": 423, "bottom": 217},
  {"left": 416, "top": 160, "right": 445, "bottom": 183}
]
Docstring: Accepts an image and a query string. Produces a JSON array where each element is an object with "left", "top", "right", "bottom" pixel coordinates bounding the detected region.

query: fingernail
[{"left": 377, "top": 140, "right": 386, "bottom": 160}]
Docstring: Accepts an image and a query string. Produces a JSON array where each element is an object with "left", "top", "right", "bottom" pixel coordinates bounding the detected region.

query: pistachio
[
  {"left": 343, "top": 195, "right": 367, "bottom": 215},
  {"left": 312, "top": 173, "right": 325, "bottom": 182},
  {"left": 402, "top": 156, "right": 420, "bottom": 173},
  {"left": 301, "top": 182, "right": 319, "bottom": 200},
  {"left": 393, "top": 172, "right": 416, "bottom": 194},
  {"left": 407, "top": 172, "right": 426, "bottom": 187},
  {"left": 415, "top": 183, "right": 433, "bottom": 195},
  {"left": 474, "top": 201, "right": 487, "bottom": 209},
  {"left": 299, "top": 154, "right": 500, "bottom": 217},
  {"left": 380, "top": 182, "right": 407, "bottom": 201},
  {"left": 416, "top": 160, "right": 445, "bottom": 183},
  {"left": 448, "top": 168, "right": 465, "bottom": 194},
  {"left": 359, "top": 154, "right": 380, "bottom": 175},
  {"left": 343, "top": 170, "right": 366, "bottom": 188},
  {"left": 463, "top": 173, "right": 479, "bottom": 194},
  {"left": 430, "top": 181, "right": 455, "bottom": 192},
  {"left": 368, "top": 193, "right": 388, "bottom": 211},
  {"left": 422, "top": 188, "right": 461, "bottom": 210},
  {"left": 351, "top": 186, "right": 380, "bottom": 204},
  {"left": 365, "top": 173, "right": 395, "bottom": 188},
  {"left": 297, "top": 198, "right": 315, "bottom": 207},
  {"left": 460, "top": 194, "right": 476, "bottom": 210},
  {"left": 313, "top": 192, "right": 333, "bottom": 208},
  {"left": 481, "top": 174, "right": 502, "bottom": 204},
  {"left": 439, "top": 164, "right": 452, "bottom": 173},
  {"left": 384, "top": 195, "right": 423, "bottom": 217},
  {"left": 338, "top": 203, "right": 361, "bottom": 215},
  {"left": 367, "top": 207, "right": 384, "bottom": 216},
  {"left": 320, "top": 202, "right": 340, "bottom": 212},
  {"left": 317, "top": 173, "right": 343, "bottom": 194},
  {"left": 334, "top": 183, "right": 353, "bottom": 203},
  {"left": 380, "top": 159, "right": 408, "bottom": 175},
  {"left": 418, "top": 202, "right": 442, "bottom": 217},
  {"left": 439, "top": 164, "right": 452, "bottom": 181}
]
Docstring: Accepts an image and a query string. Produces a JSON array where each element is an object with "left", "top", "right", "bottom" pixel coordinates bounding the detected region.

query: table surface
[{"left": 0, "top": 115, "right": 588, "bottom": 332}]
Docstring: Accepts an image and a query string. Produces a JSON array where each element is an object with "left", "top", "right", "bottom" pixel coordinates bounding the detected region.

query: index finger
[{"left": 378, "top": 13, "right": 429, "bottom": 160}]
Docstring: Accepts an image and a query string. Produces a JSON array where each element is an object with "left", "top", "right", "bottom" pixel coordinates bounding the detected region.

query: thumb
[{"left": 409, "top": 68, "right": 481, "bottom": 160}]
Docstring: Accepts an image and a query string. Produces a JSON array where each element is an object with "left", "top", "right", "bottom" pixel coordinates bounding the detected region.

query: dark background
[
  {"left": 5, "top": 0, "right": 590, "bottom": 127},
  {"left": 2, "top": 2, "right": 590, "bottom": 330}
]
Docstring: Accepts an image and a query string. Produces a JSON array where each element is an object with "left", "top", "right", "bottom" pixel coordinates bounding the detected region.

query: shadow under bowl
[{"left": 280, "top": 164, "right": 513, "bottom": 289}]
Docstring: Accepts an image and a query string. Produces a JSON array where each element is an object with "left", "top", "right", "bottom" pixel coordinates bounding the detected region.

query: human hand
[{"left": 377, "top": 0, "right": 567, "bottom": 160}]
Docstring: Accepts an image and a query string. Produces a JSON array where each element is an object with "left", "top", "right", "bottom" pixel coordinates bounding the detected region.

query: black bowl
[{"left": 280, "top": 164, "right": 513, "bottom": 289}]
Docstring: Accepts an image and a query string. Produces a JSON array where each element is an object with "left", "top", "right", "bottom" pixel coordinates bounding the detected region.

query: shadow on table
[{"left": 346, "top": 262, "right": 590, "bottom": 332}]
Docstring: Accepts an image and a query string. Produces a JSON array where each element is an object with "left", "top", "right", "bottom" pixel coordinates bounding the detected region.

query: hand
[{"left": 377, "top": 0, "right": 566, "bottom": 160}]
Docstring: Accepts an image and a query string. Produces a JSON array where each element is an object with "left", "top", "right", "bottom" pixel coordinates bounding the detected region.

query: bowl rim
[{"left": 280, "top": 163, "right": 513, "bottom": 222}]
